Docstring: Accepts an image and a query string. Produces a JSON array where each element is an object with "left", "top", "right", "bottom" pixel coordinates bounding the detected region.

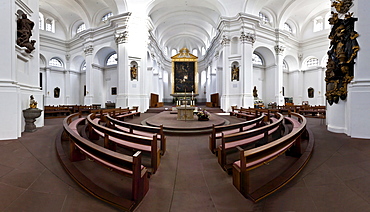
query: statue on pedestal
[
  {"left": 29, "top": 95, "right": 38, "bottom": 108},
  {"left": 16, "top": 14, "right": 36, "bottom": 53},
  {"left": 23, "top": 95, "right": 42, "bottom": 132},
  {"left": 253, "top": 86, "right": 258, "bottom": 99}
]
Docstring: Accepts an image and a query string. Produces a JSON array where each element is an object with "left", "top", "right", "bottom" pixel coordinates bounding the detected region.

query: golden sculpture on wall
[
  {"left": 171, "top": 48, "right": 198, "bottom": 94},
  {"left": 130, "top": 65, "right": 138, "bottom": 80},
  {"left": 231, "top": 65, "right": 239, "bottom": 81},
  {"left": 326, "top": 0, "right": 359, "bottom": 105}
]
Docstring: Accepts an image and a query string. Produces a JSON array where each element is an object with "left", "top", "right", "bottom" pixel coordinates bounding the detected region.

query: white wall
[
  {"left": 253, "top": 67, "right": 264, "bottom": 100},
  {"left": 69, "top": 72, "right": 81, "bottom": 104},
  {"left": 104, "top": 68, "right": 118, "bottom": 103}
]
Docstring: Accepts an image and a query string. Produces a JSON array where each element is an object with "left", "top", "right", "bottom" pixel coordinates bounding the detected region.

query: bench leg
[
  {"left": 209, "top": 137, "right": 216, "bottom": 154},
  {"left": 286, "top": 136, "right": 302, "bottom": 157},
  {"left": 151, "top": 150, "right": 161, "bottom": 174},
  {"left": 217, "top": 148, "right": 226, "bottom": 170},
  {"left": 69, "top": 140, "right": 86, "bottom": 162},
  {"left": 240, "top": 170, "right": 250, "bottom": 198},
  {"left": 160, "top": 138, "right": 166, "bottom": 155},
  {"left": 104, "top": 134, "right": 116, "bottom": 151}
]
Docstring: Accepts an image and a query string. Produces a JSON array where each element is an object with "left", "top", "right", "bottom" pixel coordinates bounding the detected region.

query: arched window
[
  {"left": 39, "top": 12, "right": 44, "bottom": 30},
  {"left": 259, "top": 12, "right": 269, "bottom": 24},
  {"left": 171, "top": 49, "right": 177, "bottom": 56},
  {"left": 77, "top": 23, "right": 86, "bottom": 34},
  {"left": 192, "top": 49, "right": 198, "bottom": 57},
  {"left": 106, "top": 53, "right": 117, "bottom": 66},
  {"left": 101, "top": 12, "right": 113, "bottom": 22},
  {"left": 313, "top": 17, "right": 323, "bottom": 32},
  {"left": 45, "top": 18, "right": 55, "bottom": 33},
  {"left": 252, "top": 53, "right": 263, "bottom": 65},
  {"left": 81, "top": 61, "right": 86, "bottom": 71},
  {"left": 49, "top": 58, "right": 63, "bottom": 68},
  {"left": 283, "top": 60, "right": 289, "bottom": 71},
  {"left": 306, "top": 58, "right": 319, "bottom": 67},
  {"left": 284, "top": 23, "right": 292, "bottom": 33},
  {"left": 201, "top": 47, "right": 206, "bottom": 55}
]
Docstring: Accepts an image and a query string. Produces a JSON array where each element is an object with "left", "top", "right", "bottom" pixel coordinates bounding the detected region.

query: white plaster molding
[
  {"left": 92, "top": 63, "right": 104, "bottom": 70},
  {"left": 240, "top": 31, "right": 256, "bottom": 44},
  {"left": 83, "top": 45, "right": 94, "bottom": 56},
  {"left": 115, "top": 31, "right": 128, "bottom": 44},
  {"left": 274, "top": 45, "right": 285, "bottom": 55},
  {"left": 221, "top": 35, "right": 230, "bottom": 46},
  {"left": 16, "top": 45, "right": 34, "bottom": 60},
  {"left": 15, "top": 0, "right": 33, "bottom": 15}
]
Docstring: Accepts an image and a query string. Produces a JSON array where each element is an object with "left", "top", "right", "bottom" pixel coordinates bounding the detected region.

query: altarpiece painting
[{"left": 171, "top": 48, "right": 198, "bottom": 94}]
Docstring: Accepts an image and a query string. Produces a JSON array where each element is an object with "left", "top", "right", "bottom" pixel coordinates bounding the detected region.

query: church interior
[{"left": 2, "top": 0, "right": 370, "bottom": 211}]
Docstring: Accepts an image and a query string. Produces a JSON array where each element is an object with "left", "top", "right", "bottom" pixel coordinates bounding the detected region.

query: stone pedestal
[
  {"left": 23, "top": 108, "right": 42, "bottom": 132},
  {"left": 176, "top": 107, "right": 195, "bottom": 120}
]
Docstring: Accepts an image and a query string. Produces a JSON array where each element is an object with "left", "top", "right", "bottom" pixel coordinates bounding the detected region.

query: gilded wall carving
[{"left": 326, "top": 0, "right": 359, "bottom": 105}]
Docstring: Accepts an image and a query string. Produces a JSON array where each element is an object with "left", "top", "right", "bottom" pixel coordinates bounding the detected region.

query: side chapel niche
[
  {"left": 130, "top": 61, "right": 138, "bottom": 81},
  {"left": 325, "top": 0, "right": 359, "bottom": 105},
  {"left": 231, "top": 62, "right": 239, "bottom": 81}
]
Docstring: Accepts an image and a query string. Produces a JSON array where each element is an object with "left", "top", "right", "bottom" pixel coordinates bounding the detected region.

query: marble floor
[{"left": 1, "top": 114, "right": 370, "bottom": 212}]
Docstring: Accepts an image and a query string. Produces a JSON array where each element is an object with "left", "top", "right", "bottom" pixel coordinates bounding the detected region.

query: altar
[
  {"left": 170, "top": 93, "right": 198, "bottom": 106},
  {"left": 176, "top": 106, "right": 195, "bottom": 120}
]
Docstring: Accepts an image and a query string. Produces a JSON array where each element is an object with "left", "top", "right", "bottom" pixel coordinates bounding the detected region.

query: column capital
[
  {"left": 240, "top": 31, "right": 256, "bottom": 43},
  {"left": 221, "top": 35, "right": 230, "bottom": 46},
  {"left": 84, "top": 45, "right": 94, "bottom": 56},
  {"left": 115, "top": 31, "right": 128, "bottom": 44},
  {"left": 274, "top": 45, "right": 285, "bottom": 55}
]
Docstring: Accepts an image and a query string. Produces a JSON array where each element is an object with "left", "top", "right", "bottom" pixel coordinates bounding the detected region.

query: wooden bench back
[
  {"left": 213, "top": 114, "right": 264, "bottom": 133},
  {"left": 62, "top": 113, "right": 148, "bottom": 205},
  {"left": 87, "top": 114, "right": 156, "bottom": 146},
  {"left": 106, "top": 114, "right": 163, "bottom": 134},
  {"left": 240, "top": 112, "right": 306, "bottom": 171},
  {"left": 223, "top": 113, "right": 283, "bottom": 143}
]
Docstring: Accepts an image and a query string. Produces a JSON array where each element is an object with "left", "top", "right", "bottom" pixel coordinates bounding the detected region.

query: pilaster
[
  {"left": 240, "top": 31, "right": 255, "bottom": 108},
  {"left": 83, "top": 44, "right": 94, "bottom": 105},
  {"left": 274, "top": 44, "right": 285, "bottom": 105},
  {"left": 220, "top": 35, "right": 231, "bottom": 111},
  {"left": 115, "top": 31, "right": 129, "bottom": 108}
]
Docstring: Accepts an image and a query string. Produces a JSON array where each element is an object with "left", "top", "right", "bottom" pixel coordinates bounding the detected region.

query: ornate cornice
[
  {"left": 240, "top": 31, "right": 256, "bottom": 43},
  {"left": 115, "top": 31, "right": 128, "bottom": 44},
  {"left": 92, "top": 63, "right": 104, "bottom": 71},
  {"left": 83, "top": 45, "right": 94, "bottom": 56}
]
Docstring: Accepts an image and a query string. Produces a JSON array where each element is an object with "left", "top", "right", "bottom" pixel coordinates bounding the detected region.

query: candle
[{"left": 192, "top": 91, "right": 194, "bottom": 100}]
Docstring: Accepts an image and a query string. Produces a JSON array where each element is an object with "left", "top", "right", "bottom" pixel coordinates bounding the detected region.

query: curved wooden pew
[
  {"left": 58, "top": 113, "right": 149, "bottom": 211},
  {"left": 106, "top": 114, "right": 166, "bottom": 155},
  {"left": 218, "top": 113, "right": 284, "bottom": 170},
  {"left": 232, "top": 112, "right": 313, "bottom": 203},
  {"left": 87, "top": 113, "right": 161, "bottom": 174},
  {"left": 230, "top": 108, "right": 257, "bottom": 119},
  {"left": 209, "top": 114, "right": 265, "bottom": 154}
]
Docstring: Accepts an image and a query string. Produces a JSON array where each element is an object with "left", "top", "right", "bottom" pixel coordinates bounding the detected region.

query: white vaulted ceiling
[{"left": 39, "top": 0, "right": 330, "bottom": 55}]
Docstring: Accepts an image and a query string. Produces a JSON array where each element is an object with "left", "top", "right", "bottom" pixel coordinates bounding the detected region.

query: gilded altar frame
[{"left": 171, "top": 48, "right": 198, "bottom": 94}]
